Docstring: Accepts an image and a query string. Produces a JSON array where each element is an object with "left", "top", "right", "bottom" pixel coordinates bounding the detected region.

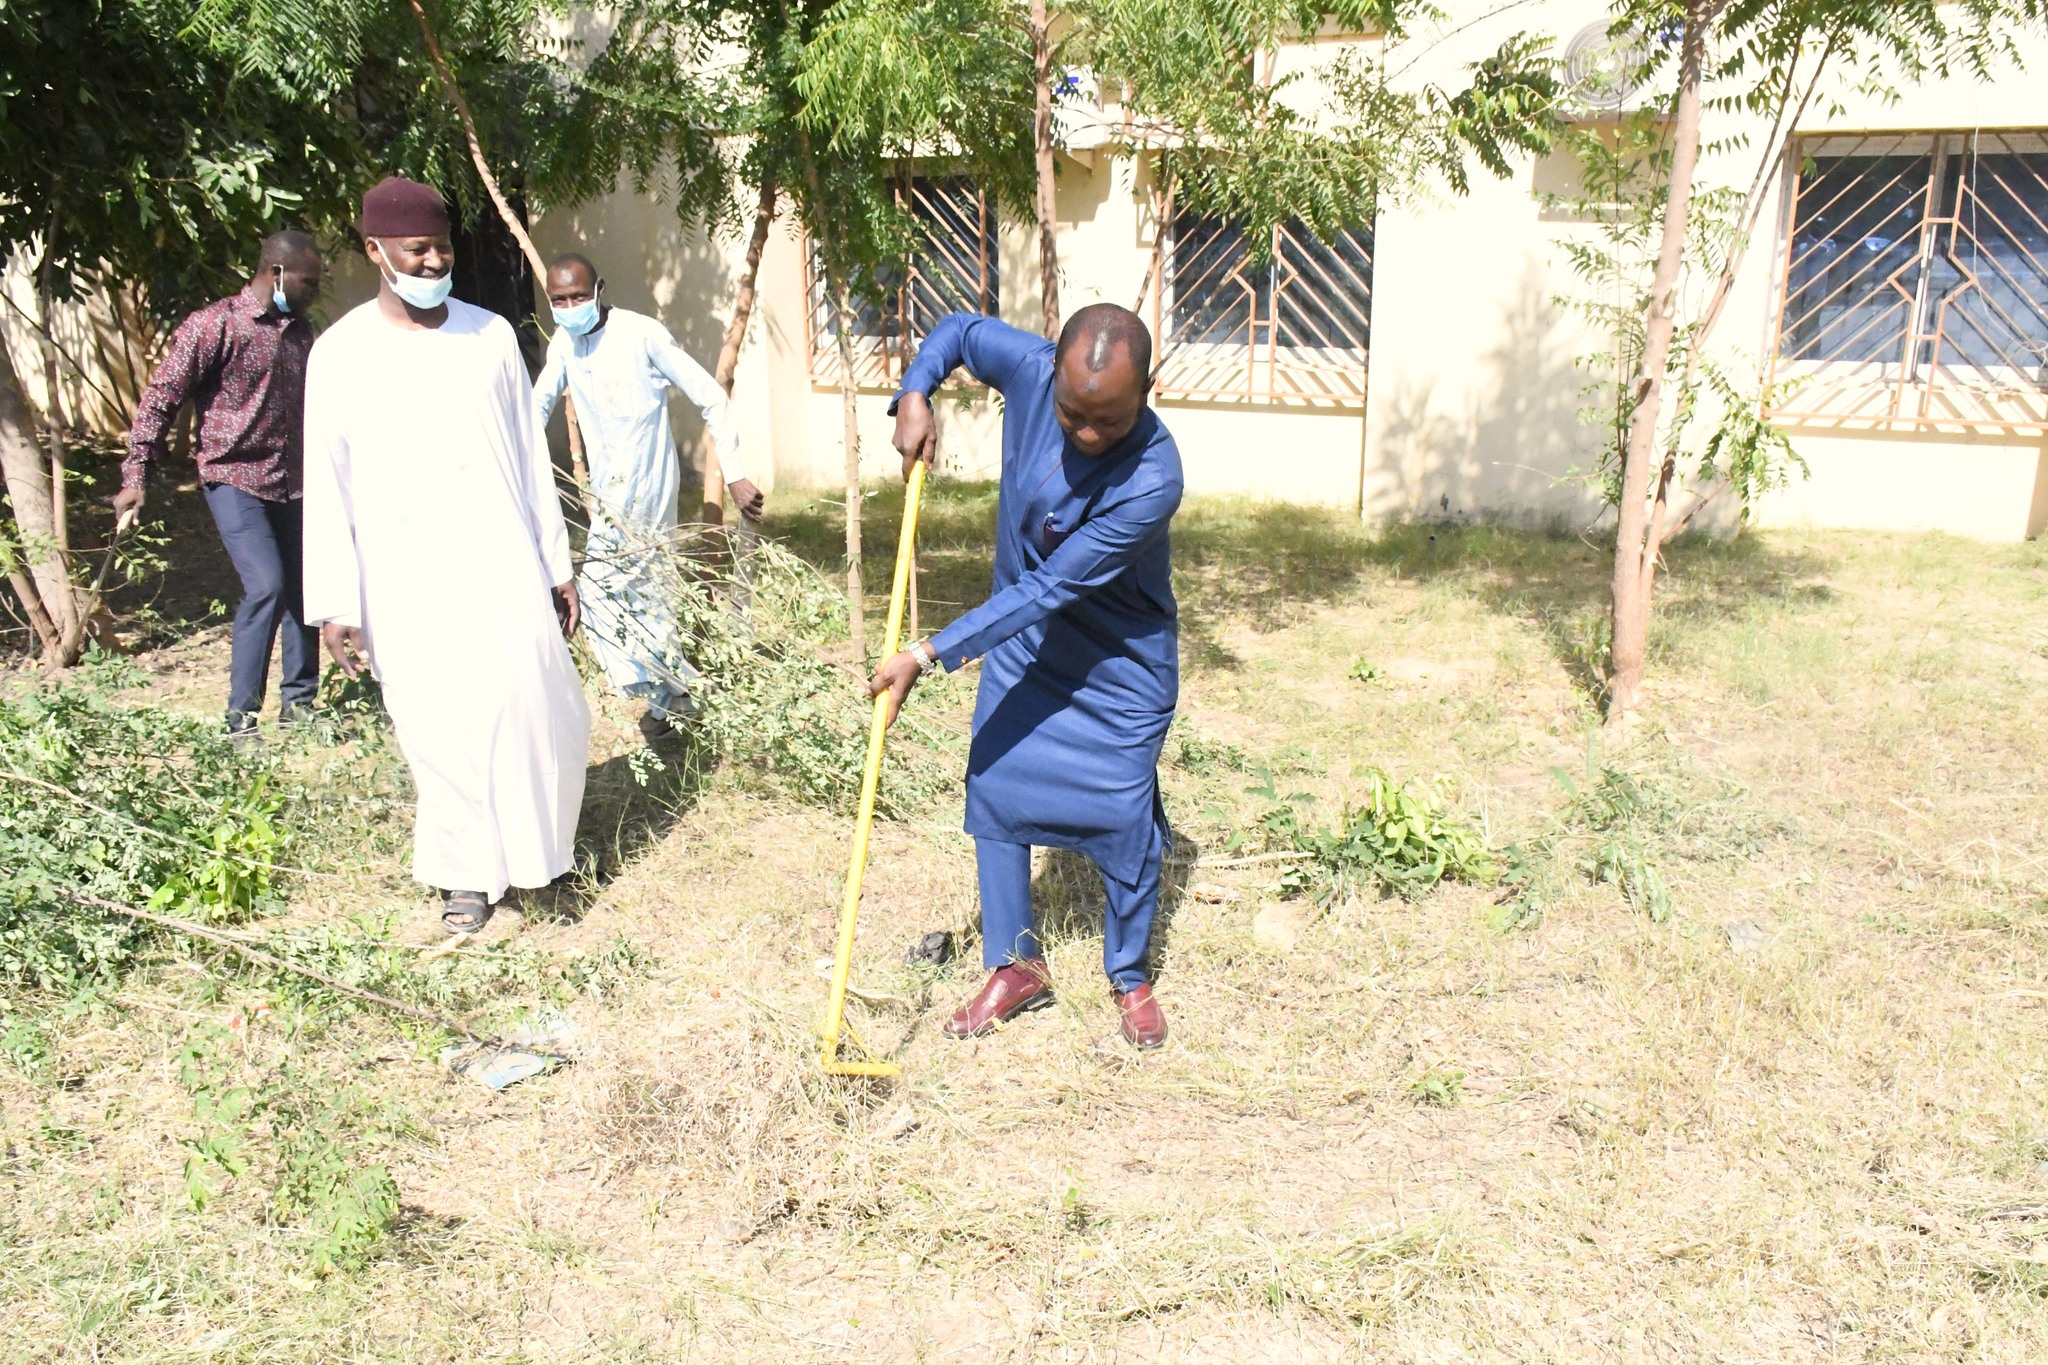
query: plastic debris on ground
[
  {"left": 905, "top": 930, "right": 955, "bottom": 968},
  {"left": 1724, "top": 920, "right": 1769, "bottom": 954},
  {"left": 440, "top": 1043, "right": 564, "bottom": 1091},
  {"left": 440, "top": 1008, "right": 578, "bottom": 1090}
]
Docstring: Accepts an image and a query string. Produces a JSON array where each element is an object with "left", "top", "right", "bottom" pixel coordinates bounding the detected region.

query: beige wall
[
  {"left": 1753, "top": 430, "right": 2048, "bottom": 541},
  {"left": 1359, "top": 1, "right": 2048, "bottom": 538},
  {"left": 696, "top": 2, "right": 2045, "bottom": 540}
]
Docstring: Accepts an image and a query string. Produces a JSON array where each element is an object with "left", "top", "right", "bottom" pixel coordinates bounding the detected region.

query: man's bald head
[
  {"left": 1050, "top": 304, "right": 1153, "bottom": 457},
  {"left": 1053, "top": 303, "right": 1153, "bottom": 392},
  {"left": 548, "top": 252, "right": 600, "bottom": 292}
]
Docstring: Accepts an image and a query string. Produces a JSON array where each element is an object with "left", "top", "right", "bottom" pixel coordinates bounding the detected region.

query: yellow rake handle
[{"left": 821, "top": 460, "right": 928, "bottom": 1073}]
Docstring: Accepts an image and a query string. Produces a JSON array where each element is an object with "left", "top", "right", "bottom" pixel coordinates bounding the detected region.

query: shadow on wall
[
  {"left": 1371, "top": 265, "right": 1609, "bottom": 533},
  {"left": 531, "top": 193, "right": 738, "bottom": 483}
]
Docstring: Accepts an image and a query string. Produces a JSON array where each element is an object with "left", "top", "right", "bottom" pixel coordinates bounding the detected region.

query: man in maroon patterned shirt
[{"left": 117, "top": 230, "right": 327, "bottom": 738}]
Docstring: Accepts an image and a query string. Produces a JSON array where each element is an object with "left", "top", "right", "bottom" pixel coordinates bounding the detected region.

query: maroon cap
[{"left": 361, "top": 175, "right": 451, "bottom": 237}]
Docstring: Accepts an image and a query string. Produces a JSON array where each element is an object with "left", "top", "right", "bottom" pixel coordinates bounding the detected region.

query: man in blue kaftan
[{"left": 871, "top": 304, "right": 1182, "bottom": 1050}]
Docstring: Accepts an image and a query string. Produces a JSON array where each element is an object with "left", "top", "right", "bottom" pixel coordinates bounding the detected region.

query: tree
[
  {"left": 1079, "top": 0, "right": 1561, "bottom": 360},
  {"left": 0, "top": 0, "right": 769, "bottom": 669},
  {"left": 187, "top": 0, "right": 746, "bottom": 503},
  {"left": 797, "top": 1, "right": 1563, "bottom": 649},
  {"left": 565, "top": 0, "right": 928, "bottom": 655},
  {"left": 1598, "top": 0, "right": 2046, "bottom": 729},
  {"left": 0, "top": 0, "right": 355, "bottom": 667},
  {"left": 795, "top": 0, "right": 1039, "bottom": 304}
]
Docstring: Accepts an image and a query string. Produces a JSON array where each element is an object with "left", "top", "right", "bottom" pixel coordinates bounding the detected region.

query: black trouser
[{"left": 202, "top": 482, "right": 319, "bottom": 727}]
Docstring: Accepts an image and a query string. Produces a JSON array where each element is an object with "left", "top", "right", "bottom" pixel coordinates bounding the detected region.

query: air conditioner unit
[{"left": 1559, "top": 21, "right": 1656, "bottom": 114}]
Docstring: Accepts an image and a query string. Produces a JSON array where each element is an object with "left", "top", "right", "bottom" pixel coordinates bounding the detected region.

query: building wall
[
  {"left": 1370, "top": 1, "right": 2048, "bottom": 540},
  {"left": 679, "top": 0, "right": 2044, "bottom": 539},
  {"left": 13, "top": 2, "right": 2040, "bottom": 541},
  {"left": 1756, "top": 430, "right": 2048, "bottom": 541}
]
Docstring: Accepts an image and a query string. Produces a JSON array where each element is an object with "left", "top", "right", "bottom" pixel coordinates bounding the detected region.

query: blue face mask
[
  {"left": 373, "top": 239, "right": 454, "bottom": 310},
  {"left": 553, "top": 297, "right": 601, "bottom": 336},
  {"left": 271, "top": 267, "right": 291, "bottom": 315}
]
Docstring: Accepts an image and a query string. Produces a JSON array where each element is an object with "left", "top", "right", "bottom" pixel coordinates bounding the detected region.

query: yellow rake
[{"left": 820, "top": 459, "right": 928, "bottom": 1076}]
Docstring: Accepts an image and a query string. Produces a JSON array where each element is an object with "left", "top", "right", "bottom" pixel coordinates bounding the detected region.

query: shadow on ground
[
  {"left": 767, "top": 479, "right": 1836, "bottom": 696},
  {"left": 1029, "top": 831, "right": 1200, "bottom": 986},
  {"left": 524, "top": 730, "right": 702, "bottom": 924}
]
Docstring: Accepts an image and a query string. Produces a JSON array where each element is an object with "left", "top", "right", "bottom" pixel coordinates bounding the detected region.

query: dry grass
[{"left": 4, "top": 481, "right": 2047, "bottom": 1362}]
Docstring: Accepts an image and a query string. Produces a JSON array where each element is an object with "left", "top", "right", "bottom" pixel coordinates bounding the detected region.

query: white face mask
[
  {"left": 552, "top": 297, "right": 601, "bottom": 336},
  {"left": 373, "top": 239, "right": 453, "bottom": 309}
]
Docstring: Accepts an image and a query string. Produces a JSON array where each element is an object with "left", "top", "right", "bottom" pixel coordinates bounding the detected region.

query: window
[
  {"left": 1155, "top": 207, "right": 1374, "bottom": 405},
  {"left": 1767, "top": 130, "right": 2048, "bottom": 430},
  {"left": 807, "top": 174, "right": 999, "bottom": 386}
]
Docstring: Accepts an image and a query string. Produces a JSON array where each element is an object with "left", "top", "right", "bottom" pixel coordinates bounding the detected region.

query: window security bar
[
  {"left": 1154, "top": 207, "right": 1374, "bottom": 407},
  {"left": 804, "top": 175, "right": 1000, "bottom": 388},
  {"left": 1766, "top": 130, "right": 2048, "bottom": 431}
]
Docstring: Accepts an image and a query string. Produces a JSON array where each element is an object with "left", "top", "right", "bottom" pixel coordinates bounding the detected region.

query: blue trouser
[
  {"left": 202, "top": 482, "right": 319, "bottom": 726},
  {"left": 975, "top": 832, "right": 1164, "bottom": 992}
]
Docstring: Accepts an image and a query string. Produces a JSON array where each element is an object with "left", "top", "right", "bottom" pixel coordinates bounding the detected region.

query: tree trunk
[
  {"left": 4, "top": 562, "right": 60, "bottom": 659},
  {"left": 833, "top": 281, "right": 866, "bottom": 663},
  {"left": 405, "top": 0, "right": 590, "bottom": 508},
  {"left": 1133, "top": 159, "right": 1173, "bottom": 315},
  {"left": 36, "top": 272, "right": 70, "bottom": 570},
  {"left": 1638, "top": 42, "right": 1834, "bottom": 569},
  {"left": 800, "top": 139, "right": 867, "bottom": 660},
  {"left": 701, "top": 177, "right": 779, "bottom": 525},
  {"left": 406, "top": 0, "right": 542, "bottom": 280},
  {"left": 1605, "top": 6, "right": 1708, "bottom": 729},
  {"left": 1030, "top": 0, "right": 1060, "bottom": 338},
  {"left": 0, "top": 335, "right": 74, "bottom": 662}
]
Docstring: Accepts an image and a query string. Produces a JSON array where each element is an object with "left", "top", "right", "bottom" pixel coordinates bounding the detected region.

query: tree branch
[
  {"left": 61, "top": 889, "right": 483, "bottom": 1040},
  {"left": 404, "top": 0, "right": 545, "bottom": 281},
  {"left": 1640, "top": 34, "right": 1836, "bottom": 578},
  {"left": 1690, "top": 35, "right": 1835, "bottom": 349},
  {"left": 5, "top": 565, "right": 60, "bottom": 652}
]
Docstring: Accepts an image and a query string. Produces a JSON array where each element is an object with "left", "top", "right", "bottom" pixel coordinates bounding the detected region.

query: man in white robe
[
  {"left": 534, "top": 252, "right": 761, "bottom": 727},
  {"left": 303, "top": 176, "right": 590, "bottom": 933}
]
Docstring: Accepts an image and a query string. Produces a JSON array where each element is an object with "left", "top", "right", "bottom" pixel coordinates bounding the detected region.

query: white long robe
[
  {"left": 534, "top": 308, "right": 745, "bottom": 700},
  {"left": 303, "top": 299, "right": 590, "bottom": 901}
]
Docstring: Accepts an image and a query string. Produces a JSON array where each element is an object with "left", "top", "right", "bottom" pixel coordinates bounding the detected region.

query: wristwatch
[{"left": 910, "top": 640, "right": 939, "bottom": 674}]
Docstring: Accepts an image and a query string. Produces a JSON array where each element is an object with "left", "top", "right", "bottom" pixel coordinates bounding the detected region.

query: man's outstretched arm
[
  {"left": 648, "top": 330, "right": 760, "bottom": 520},
  {"left": 890, "top": 314, "right": 1045, "bottom": 477}
]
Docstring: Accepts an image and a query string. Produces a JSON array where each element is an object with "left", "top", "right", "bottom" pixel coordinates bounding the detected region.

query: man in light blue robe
[
  {"left": 872, "top": 305, "right": 1182, "bottom": 1050},
  {"left": 534, "top": 253, "right": 762, "bottom": 726}
]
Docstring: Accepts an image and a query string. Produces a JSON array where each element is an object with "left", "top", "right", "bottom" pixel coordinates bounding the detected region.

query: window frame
[
  {"left": 1151, "top": 205, "right": 1375, "bottom": 408},
  {"left": 803, "top": 171, "right": 1000, "bottom": 389},
  {"left": 1763, "top": 128, "right": 2048, "bottom": 432}
]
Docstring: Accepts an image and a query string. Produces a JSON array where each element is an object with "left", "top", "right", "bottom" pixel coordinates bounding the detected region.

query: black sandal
[{"left": 440, "top": 890, "right": 493, "bottom": 935}]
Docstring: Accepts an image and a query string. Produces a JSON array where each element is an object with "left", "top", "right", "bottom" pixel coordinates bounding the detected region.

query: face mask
[
  {"left": 271, "top": 267, "right": 291, "bottom": 315},
  {"left": 552, "top": 298, "right": 600, "bottom": 336},
  {"left": 373, "top": 239, "right": 453, "bottom": 309}
]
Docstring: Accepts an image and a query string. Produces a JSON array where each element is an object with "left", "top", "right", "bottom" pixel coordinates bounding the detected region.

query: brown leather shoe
[
  {"left": 1115, "top": 983, "right": 1168, "bottom": 1050},
  {"left": 944, "top": 961, "right": 1055, "bottom": 1039}
]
